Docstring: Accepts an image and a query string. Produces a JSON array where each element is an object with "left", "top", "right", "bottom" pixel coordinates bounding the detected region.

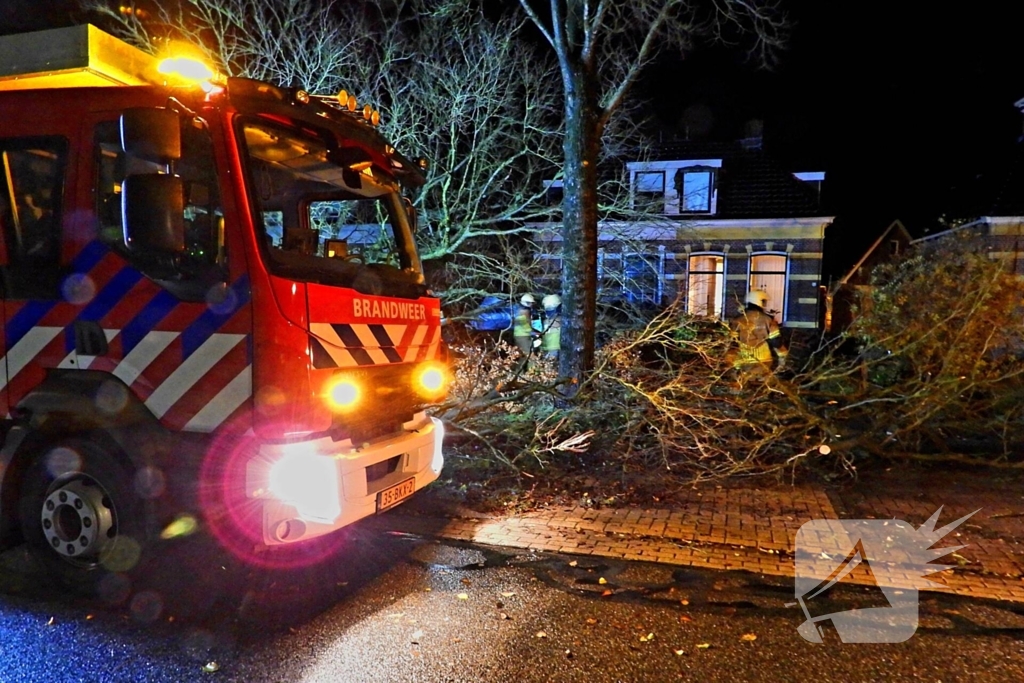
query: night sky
[
  {"left": 5, "top": 2, "right": 1023, "bottom": 245},
  {"left": 648, "top": 2, "right": 1024, "bottom": 233}
]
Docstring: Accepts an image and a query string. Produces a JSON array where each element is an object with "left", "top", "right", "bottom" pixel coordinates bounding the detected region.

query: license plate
[{"left": 377, "top": 477, "right": 415, "bottom": 512}]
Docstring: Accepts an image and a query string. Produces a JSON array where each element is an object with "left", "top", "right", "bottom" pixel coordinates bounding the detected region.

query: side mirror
[
  {"left": 121, "top": 108, "right": 181, "bottom": 163},
  {"left": 122, "top": 174, "right": 185, "bottom": 254}
]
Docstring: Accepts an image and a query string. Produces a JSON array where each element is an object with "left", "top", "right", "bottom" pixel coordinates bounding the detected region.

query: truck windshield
[{"left": 239, "top": 118, "right": 425, "bottom": 298}]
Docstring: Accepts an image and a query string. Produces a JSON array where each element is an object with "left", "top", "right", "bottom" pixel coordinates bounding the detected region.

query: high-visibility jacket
[
  {"left": 728, "top": 308, "right": 782, "bottom": 368},
  {"left": 542, "top": 315, "right": 561, "bottom": 351},
  {"left": 514, "top": 306, "right": 534, "bottom": 338}
]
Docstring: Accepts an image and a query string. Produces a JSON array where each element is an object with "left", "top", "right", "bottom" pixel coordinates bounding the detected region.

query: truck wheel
[{"left": 18, "top": 439, "right": 147, "bottom": 597}]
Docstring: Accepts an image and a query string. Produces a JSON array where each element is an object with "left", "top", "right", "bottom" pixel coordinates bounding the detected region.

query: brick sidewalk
[{"left": 365, "top": 480, "right": 1024, "bottom": 603}]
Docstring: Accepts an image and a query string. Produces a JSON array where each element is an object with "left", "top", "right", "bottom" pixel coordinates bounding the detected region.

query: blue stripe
[
  {"left": 4, "top": 242, "right": 112, "bottom": 348},
  {"left": 120, "top": 290, "right": 179, "bottom": 355},
  {"left": 5, "top": 300, "right": 57, "bottom": 349},
  {"left": 79, "top": 268, "right": 143, "bottom": 323},
  {"left": 181, "top": 276, "right": 251, "bottom": 359},
  {"left": 70, "top": 241, "right": 109, "bottom": 273}
]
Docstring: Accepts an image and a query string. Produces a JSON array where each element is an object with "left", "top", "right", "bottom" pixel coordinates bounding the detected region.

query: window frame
[
  {"left": 747, "top": 251, "right": 789, "bottom": 323},
  {"left": 0, "top": 135, "right": 69, "bottom": 300},
  {"left": 686, "top": 252, "right": 725, "bottom": 318},
  {"left": 632, "top": 170, "right": 666, "bottom": 214},
  {"left": 676, "top": 167, "right": 715, "bottom": 214}
]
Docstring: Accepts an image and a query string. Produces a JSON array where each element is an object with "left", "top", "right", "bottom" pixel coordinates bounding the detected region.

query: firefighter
[
  {"left": 541, "top": 294, "right": 561, "bottom": 359},
  {"left": 727, "top": 289, "right": 788, "bottom": 375},
  {"left": 513, "top": 293, "right": 538, "bottom": 356}
]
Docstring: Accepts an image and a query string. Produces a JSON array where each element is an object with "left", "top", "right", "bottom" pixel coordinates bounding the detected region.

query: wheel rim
[{"left": 40, "top": 476, "right": 117, "bottom": 566}]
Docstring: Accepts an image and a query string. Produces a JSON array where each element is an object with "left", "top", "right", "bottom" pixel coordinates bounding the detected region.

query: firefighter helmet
[
  {"left": 542, "top": 294, "right": 561, "bottom": 310},
  {"left": 745, "top": 289, "right": 769, "bottom": 309},
  {"left": 520, "top": 293, "right": 536, "bottom": 307}
]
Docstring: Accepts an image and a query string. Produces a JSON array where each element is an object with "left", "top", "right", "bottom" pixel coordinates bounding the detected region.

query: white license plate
[{"left": 377, "top": 477, "right": 415, "bottom": 512}]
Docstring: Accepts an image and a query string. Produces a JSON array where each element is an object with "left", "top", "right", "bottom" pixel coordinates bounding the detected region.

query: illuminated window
[
  {"left": 687, "top": 253, "right": 724, "bottom": 318},
  {"left": 749, "top": 253, "right": 788, "bottom": 323}
]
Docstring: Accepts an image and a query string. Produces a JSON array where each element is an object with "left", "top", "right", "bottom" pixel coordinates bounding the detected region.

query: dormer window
[
  {"left": 676, "top": 168, "right": 713, "bottom": 213},
  {"left": 634, "top": 171, "right": 665, "bottom": 213},
  {"left": 627, "top": 159, "right": 720, "bottom": 216}
]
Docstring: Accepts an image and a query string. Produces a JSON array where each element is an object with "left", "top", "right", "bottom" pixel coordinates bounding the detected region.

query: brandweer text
[{"left": 352, "top": 298, "right": 427, "bottom": 320}]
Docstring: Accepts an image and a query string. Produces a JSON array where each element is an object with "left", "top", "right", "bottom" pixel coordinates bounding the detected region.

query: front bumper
[{"left": 246, "top": 413, "right": 444, "bottom": 545}]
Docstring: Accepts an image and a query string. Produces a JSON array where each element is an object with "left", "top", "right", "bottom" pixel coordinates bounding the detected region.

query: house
[
  {"left": 824, "top": 219, "right": 913, "bottom": 333},
  {"left": 911, "top": 111, "right": 1024, "bottom": 274},
  {"left": 537, "top": 140, "right": 833, "bottom": 333}
]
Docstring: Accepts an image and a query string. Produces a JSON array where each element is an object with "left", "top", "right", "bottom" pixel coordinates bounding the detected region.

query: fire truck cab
[{"left": 0, "top": 25, "right": 446, "bottom": 589}]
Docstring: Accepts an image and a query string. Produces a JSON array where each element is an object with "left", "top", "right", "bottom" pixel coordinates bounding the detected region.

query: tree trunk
[{"left": 558, "top": 72, "right": 601, "bottom": 387}]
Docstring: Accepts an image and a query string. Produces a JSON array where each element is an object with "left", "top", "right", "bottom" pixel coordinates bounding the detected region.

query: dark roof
[{"left": 648, "top": 140, "right": 826, "bottom": 219}]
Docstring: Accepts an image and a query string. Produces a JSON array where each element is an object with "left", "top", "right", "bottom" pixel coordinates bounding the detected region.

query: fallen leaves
[
  {"left": 639, "top": 632, "right": 655, "bottom": 643},
  {"left": 695, "top": 643, "right": 712, "bottom": 651},
  {"left": 457, "top": 593, "right": 469, "bottom": 600},
  {"left": 740, "top": 633, "right": 757, "bottom": 642},
  {"left": 535, "top": 631, "right": 547, "bottom": 639}
]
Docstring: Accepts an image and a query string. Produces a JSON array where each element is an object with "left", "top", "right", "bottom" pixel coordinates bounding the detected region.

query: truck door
[{"left": 0, "top": 137, "right": 69, "bottom": 417}]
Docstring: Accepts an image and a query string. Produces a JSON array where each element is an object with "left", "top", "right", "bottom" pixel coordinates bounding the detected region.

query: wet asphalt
[{"left": 1, "top": 523, "right": 1023, "bottom": 683}]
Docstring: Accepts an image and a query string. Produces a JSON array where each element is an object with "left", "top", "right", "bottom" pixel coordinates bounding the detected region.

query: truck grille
[
  {"left": 331, "top": 364, "right": 421, "bottom": 443},
  {"left": 366, "top": 455, "right": 401, "bottom": 485}
]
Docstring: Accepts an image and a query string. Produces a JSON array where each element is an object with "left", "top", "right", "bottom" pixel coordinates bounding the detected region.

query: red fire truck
[{"left": 0, "top": 25, "right": 447, "bottom": 590}]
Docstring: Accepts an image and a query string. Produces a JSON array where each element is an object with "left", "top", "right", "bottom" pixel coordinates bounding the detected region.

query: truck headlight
[
  {"left": 326, "top": 376, "right": 360, "bottom": 410},
  {"left": 414, "top": 361, "right": 448, "bottom": 400},
  {"left": 268, "top": 446, "right": 341, "bottom": 523}
]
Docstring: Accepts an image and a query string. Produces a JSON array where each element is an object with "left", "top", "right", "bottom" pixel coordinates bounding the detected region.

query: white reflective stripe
[
  {"left": 403, "top": 325, "right": 428, "bottom": 361},
  {"left": 309, "top": 323, "right": 342, "bottom": 346},
  {"left": 424, "top": 326, "right": 441, "bottom": 360},
  {"left": 65, "top": 328, "right": 121, "bottom": 370},
  {"left": 350, "top": 324, "right": 390, "bottom": 364},
  {"left": 323, "top": 344, "right": 358, "bottom": 367},
  {"left": 182, "top": 365, "right": 252, "bottom": 432},
  {"left": 382, "top": 324, "right": 406, "bottom": 348},
  {"left": 113, "top": 331, "right": 178, "bottom": 387},
  {"left": 0, "top": 326, "right": 63, "bottom": 391},
  {"left": 145, "top": 333, "right": 244, "bottom": 418}
]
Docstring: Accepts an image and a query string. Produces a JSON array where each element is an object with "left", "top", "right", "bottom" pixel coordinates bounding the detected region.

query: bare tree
[
  {"left": 517, "top": 0, "right": 788, "bottom": 385},
  {"left": 81, "top": 0, "right": 567, "bottom": 311}
]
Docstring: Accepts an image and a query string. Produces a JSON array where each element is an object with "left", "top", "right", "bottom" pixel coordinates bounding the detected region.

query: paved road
[{"left": 1, "top": 524, "right": 1023, "bottom": 682}]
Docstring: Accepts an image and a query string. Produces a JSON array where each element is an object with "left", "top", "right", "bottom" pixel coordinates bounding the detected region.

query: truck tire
[{"left": 18, "top": 438, "right": 149, "bottom": 598}]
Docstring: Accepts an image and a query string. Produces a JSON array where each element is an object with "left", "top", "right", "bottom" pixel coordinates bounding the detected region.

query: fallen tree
[{"left": 438, "top": 232, "right": 1024, "bottom": 490}]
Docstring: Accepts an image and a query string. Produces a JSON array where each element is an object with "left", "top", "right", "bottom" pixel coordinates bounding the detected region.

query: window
[
  {"left": 687, "top": 253, "right": 724, "bottom": 317},
  {"left": 598, "top": 249, "right": 663, "bottom": 305},
  {"left": 239, "top": 118, "right": 424, "bottom": 299},
  {"left": 0, "top": 137, "right": 67, "bottom": 299},
  {"left": 543, "top": 179, "right": 563, "bottom": 206},
  {"left": 749, "top": 253, "right": 787, "bottom": 323},
  {"left": 95, "top": 119, "right": 225, "bottom": 299},
  {"left": 676, "top": 169, "right": 713, "bottom": 213},
  {"left": 634, "top": 171, "right": 665, "bottom": 213}
]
